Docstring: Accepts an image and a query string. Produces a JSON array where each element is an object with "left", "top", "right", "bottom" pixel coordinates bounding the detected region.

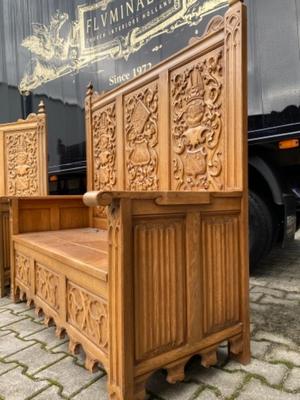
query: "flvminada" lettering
[{"left": 86, "top": 0, "right": 173, "bottom": 34}]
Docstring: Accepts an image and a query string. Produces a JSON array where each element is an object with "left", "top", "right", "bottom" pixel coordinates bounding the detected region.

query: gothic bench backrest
[
  {"left": 0, "top": 101, "right": 48, "bottom": 197},
  {"left": 85, "top": 0, "right": 247, "bottom": 229}
]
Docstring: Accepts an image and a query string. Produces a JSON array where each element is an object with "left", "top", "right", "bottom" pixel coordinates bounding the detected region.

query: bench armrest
[{"left": 83, "top": 190, "right": 243, "bottom": 207}]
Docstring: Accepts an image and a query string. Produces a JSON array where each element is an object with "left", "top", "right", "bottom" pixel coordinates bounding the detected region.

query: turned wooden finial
[
  {"left": 86, "top": 81, "right": 94, "bottom": 98},
  {"left": 38, "top": 100, "right": 45, "bottom": 114}
]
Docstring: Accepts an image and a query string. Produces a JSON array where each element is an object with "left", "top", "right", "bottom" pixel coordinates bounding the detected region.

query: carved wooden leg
[
  {"left": 55, "top": 326, "right": 66, "bottom": 339},
  {"left": 26, "top": 298, "right": 34, "bottom": 307},
  {"left": 19, "top": 289, "right": 26, "bottom": 302},
  {"left": 85, "top": 353, "right": 98, "bottom": 373},
  {"left": 43, "top": 314, "right": 54, "bottom": 327},
  {"left": 167, "top": 363, "right": 186, "bottom": 384},
  {"left": 69, "top": 339, "right": 80, "bottom": 355},
  {"left": 11, "top": 286, "right": 20, "bottom": 303},
  {"left": 229, "top": 334, "right": 251, "bottom": 365},
  {"left": 35, "top": 307, "right": 43, "bottom": 317},
  {"left": 201, "top": 347, "right": 218, "bottom": 368}
]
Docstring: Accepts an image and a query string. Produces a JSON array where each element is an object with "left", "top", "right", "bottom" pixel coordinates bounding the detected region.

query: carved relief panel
[
  {"left": 201, "top": 215, "right": 240, "bottom": 335},
  {"left": 15, "top": 252, "right": 30, "bottom": 288},
  {"left": 5, "top": 131, "right": 40, "bottom": 196},
  {"left": 92, "top": 103, "right": 116, "bottom": 218},
  {"left": 171, "top": 49, "right": 224, "bottom": 191},
  {"left": 133, "top": 218, "right": 186, "bottom": 361},
  {"left": 35, "top": 264, "right": 60, "bottom": 312},
  {"left": 67, "top": 282, "right": 108, "bottom": 352},
  {"left": 124, "top": 81, "right": 159, "bottom": 190}
]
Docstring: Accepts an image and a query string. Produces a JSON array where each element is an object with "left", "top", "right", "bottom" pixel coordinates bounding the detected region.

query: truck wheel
[{"left": 249, "top": 190, "right": 273, "bottom": 268}]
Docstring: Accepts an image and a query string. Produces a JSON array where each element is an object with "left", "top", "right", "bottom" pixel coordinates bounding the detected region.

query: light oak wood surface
[
  {"left": 10, "top": 2, "right": 250, "bottom": 399},
  {"left": 0, "top": 102, "right": 48, "bottom": 296}
]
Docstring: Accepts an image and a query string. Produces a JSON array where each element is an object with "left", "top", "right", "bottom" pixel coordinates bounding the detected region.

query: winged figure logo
[{"left": 19, "top": 0, "right": 227, "bottom": 94}]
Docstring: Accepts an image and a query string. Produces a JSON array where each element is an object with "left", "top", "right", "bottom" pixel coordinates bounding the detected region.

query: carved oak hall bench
[
  {"left": 0, "top": 101, "right": 48, "bottom": 297},
  {"left": 10, "top": 1, "right": 250, "bottom": 399}
]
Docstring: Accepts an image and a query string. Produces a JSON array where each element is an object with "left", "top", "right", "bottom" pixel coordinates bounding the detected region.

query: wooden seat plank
[{"left": 14, "top": 228, "right": 108, "bottom": 281}]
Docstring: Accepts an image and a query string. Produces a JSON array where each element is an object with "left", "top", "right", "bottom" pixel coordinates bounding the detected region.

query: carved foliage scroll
[
  {"left": 171, "top": 50, "right": 224, "bottom": 191},
  {"left": 92, "top": 103, "right": 116, "bottom": 218},
  {"left": 15, "top": 253, "right": 30, "bottom": 288},
  {"left": 125, "top": 81, "right": 159, "bottom": 190},
  {"left": 35, "top": 264, "right": 60, "bottom": 311},
  {"left": 6, "top": 131, "right": 39, "bottom": 196},
  {"left": 67, "top": 282, "right": 108, "bottom": 352}
]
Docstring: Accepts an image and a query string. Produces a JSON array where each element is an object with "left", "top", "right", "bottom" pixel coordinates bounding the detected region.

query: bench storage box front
[{"left": 10, "top": 2, "right": 250, "bottom": 399}]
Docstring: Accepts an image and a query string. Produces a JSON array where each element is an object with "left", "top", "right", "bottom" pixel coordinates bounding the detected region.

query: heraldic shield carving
[{"left": 171, "top": 50, "right": 223, "bottom": 191}]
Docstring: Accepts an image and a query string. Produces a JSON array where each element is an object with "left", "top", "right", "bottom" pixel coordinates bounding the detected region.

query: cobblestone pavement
[{"left": 0, "top": 234, "right": 300, "bottom": 399}]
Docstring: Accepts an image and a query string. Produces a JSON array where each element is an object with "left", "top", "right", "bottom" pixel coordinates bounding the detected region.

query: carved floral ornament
[
  {"left": 67, "top": 283, "right": 108, "bottom": 352},
  {"left": 92, "top": 104, "right": 116, "bottom": 218},
  {"left": 15, "top": 253, "right": 30, "bottom": 287},
  {"left": 6, "top": 131, "right": 39, "bottom": 196},
  {"left": 171, "top": 50, "right": 224, "bottom": 191},
  {"left": 125, "top": 83, "right": 159, "bottom": 190},
  {"left": 35, "top": 265, "right": 60, "bottom": 311}
]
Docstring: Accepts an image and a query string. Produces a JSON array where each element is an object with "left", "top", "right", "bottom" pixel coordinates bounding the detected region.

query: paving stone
[
  {"left": 225, "top": 358, "right": 287, "bottom": 385},
  {"left": 0, "top": 310, "right": 27, "bottom": 327},
  {"left": 147, "top": 371, "right": 200, "bottom": 400},
  {"left": 194, "top": 389, "right": 219, "bottom": 399},
  {"left": 30, "top": 385, "right": 63, "bottom": 399},
  {"left": 251, "top": 286, "right": 285, "bottom": 298},
  {"left": 0, "top": 297, "right": 13, "bottom": 307},
  {"left": 0, "top": 330, "right": 11, "bottom": 338},
  {"left": 35, "top": 356, "right": 103, "bottom": 397},
  {"left": 286, "top": 292, "right": 300, "bottom": 301},
  {"left": 0, "top": 366, "right": 49, "bottom": 400},
  {"left": 267, "top": 278, "right": 300, "bottom": 293},
  {"left": 266, "top": 346, "right": 300, "bottom": 366},
  {"left": 1, "top": 302, "right": 33, "bottom": 313},
  {"left": 0, "top": 361, "right": 19, "bottom": 375},
  {"left": 18, "top": 308, "right": 45, "bottom": 323},
  {"left": 6, "top": 342, "right": 66, "bottom": 375},
  {"left": 73, "top": 376, "right": 109, "bottom": 400},
  {"left": 260, "top": 295, "right": 298, "bottom": 307},
  {"left": 249, "top": 292, "right": 264, "bottom": 302},
  {"left": 186, "top": 367, "right": 245, "bottom": 398},
  {"left": 250, "top": 340, "right": 271, "bottom": 359},
  {"left": 249, "top": 303, "right": 268, "bottom": 313},
  {"left": 50, "top": 340, "right": 70, "bottom": 354},
  {"left": 0, "top": 332, "right": 36, "bottom": 357},
  {"left": 284, "top": 368, "right": 300, "bottom": 391},
  {"left": 239, "top": 378, "right": 300, "bottom": 400},
  {"left": 2, "top": 317, "right": 46, "bottom": 338},
  {"left": 26, "top": 326, "right": 68, "bottom": 350},
  {"left": 254, "top": 331, "right": 299, "bottom": 349},
  {"left": 249, "top": 277, "right": 269, "bottom": 287}
]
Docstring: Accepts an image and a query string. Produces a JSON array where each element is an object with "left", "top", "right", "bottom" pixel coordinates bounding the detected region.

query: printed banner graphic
[{"left": 19, "top": 0, "right": 228, "bottom": 93}]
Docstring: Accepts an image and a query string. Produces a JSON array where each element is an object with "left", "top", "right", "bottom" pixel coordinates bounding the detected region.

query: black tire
[{"left": 249, "top": 190, "right": 273, "bottom": 269}]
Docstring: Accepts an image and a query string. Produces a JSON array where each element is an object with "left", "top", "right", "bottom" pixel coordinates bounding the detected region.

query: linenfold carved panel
[
  {"left": 35, "top": 264, "right": 60, "bottom": 311},
  {"left": 125, "top": 81, "right": 159, "bottom": 190},
  {"left": 133, "top": 219, "right": 186, "bottom": 361},
  {"left": 6, "top": 131, "right": 39, "bottom": 196},
  {"left": 92, "top": 103, "right": 116, "bottom": 218},
  {"left": 15, "top": 253, "right": 30, "bottom": 288},
  {"left": 67, "top": 282, "right": 108, "bottom": 352},
  {"left": 201, "top": 215, "right": 240, "bottom": 335},
  {"left": 171, "top": 49, "right": 224, "bottom": 191}
]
